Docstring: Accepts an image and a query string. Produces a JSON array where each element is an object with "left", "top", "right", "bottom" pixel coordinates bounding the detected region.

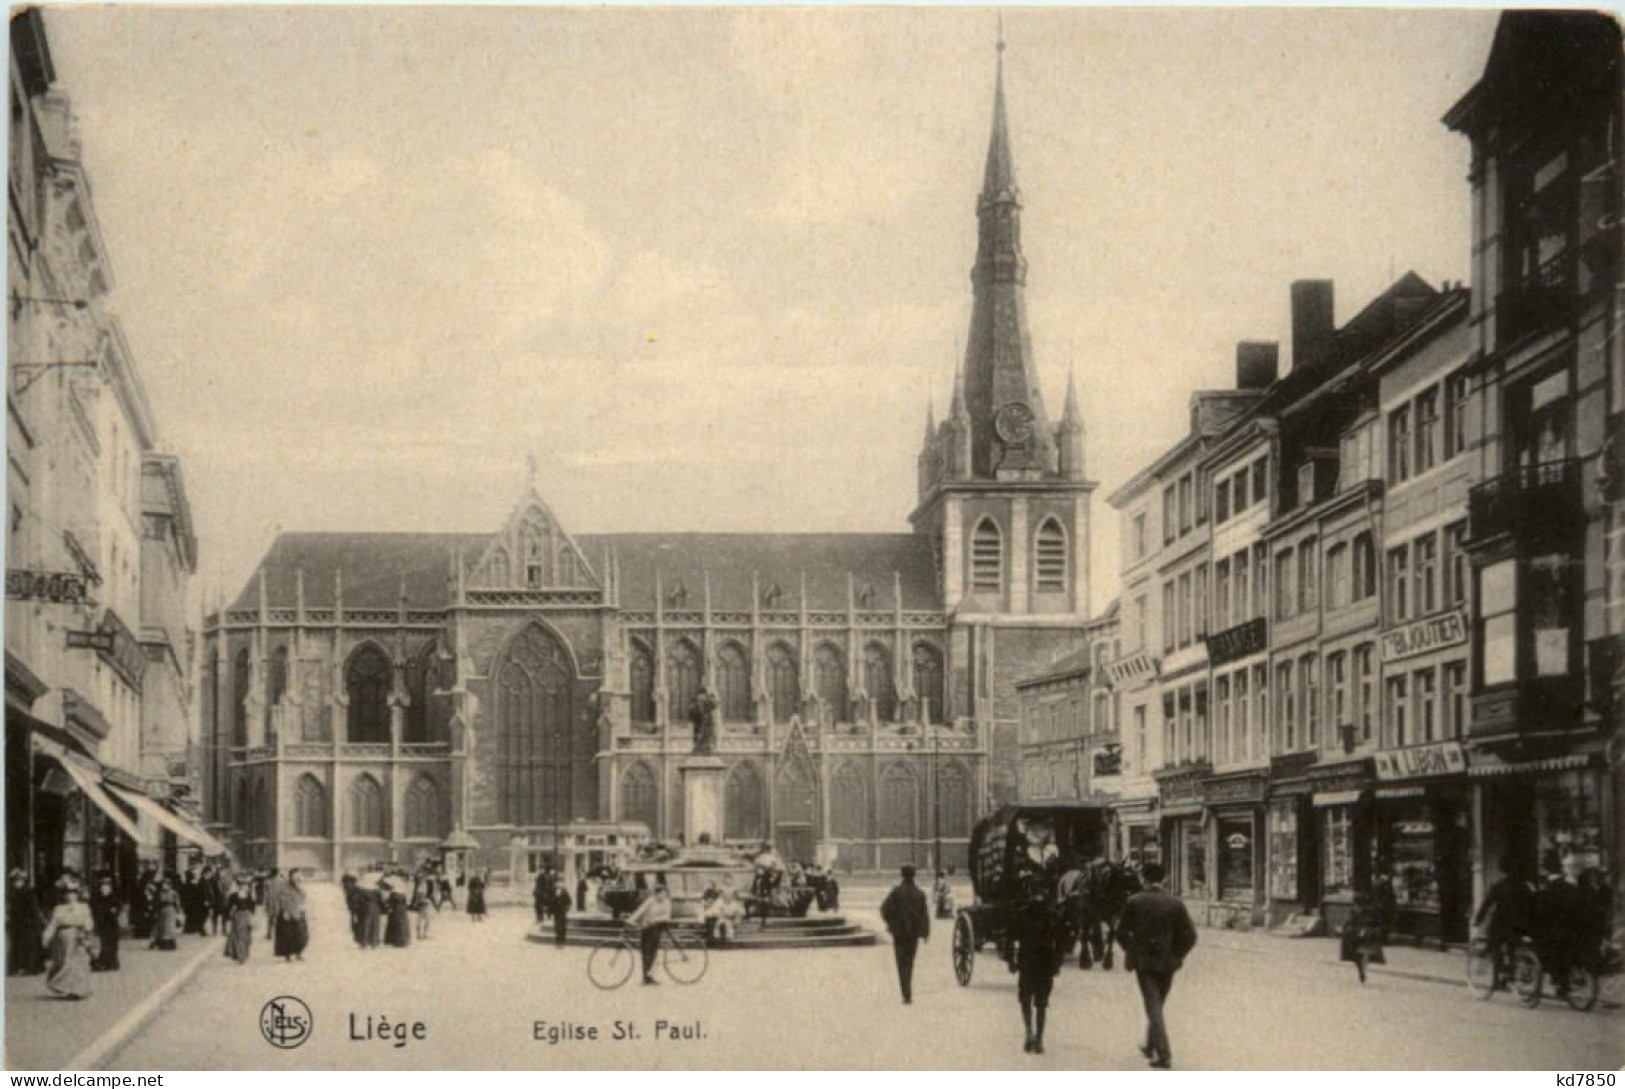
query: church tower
[{"left": 913, "top": 40, "right": 1094, "bottom": 620}]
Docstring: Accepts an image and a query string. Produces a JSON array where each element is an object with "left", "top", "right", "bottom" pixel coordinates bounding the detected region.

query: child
[
  {"left": 1012, "top": 897, "right": 1065, "bottom": 1055},
  {"left": 1340, "top": 891, "right": 1387, "bottom": 984}
]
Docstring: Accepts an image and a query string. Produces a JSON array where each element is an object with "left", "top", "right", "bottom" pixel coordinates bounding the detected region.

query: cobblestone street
[{"left": 86, "top": 884, "right": 1621, "bottom": 1071}]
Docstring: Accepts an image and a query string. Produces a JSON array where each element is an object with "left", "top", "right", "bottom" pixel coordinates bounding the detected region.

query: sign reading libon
[{"left": 1373, "top": 740, "right": 1467, "bottom": 781}]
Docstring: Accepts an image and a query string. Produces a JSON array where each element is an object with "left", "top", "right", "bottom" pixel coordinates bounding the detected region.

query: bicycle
[
  {"left": 587, "top": 925, "right": 708, "bottom": 990},
  {"left": 1465, "top": 935, "right": 1541, "bottom": 1002}
]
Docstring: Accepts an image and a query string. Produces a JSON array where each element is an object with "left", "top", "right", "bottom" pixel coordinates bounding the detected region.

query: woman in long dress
[
  {"left": 150, "top": 879, "right": 180, "bottom": 951},
  {"left": 383, "top": 881, "right": 412, "bottom": 948},
  {"left": 273, "top": 870, "right": 309, "bottom": 962},
  {"left": 89, "top": 874, "right": 121, "bottom": 972},
  {"left": 41, "top": 883, "right": 93, "bottom": 999},
  {"left": 224, "top": 876, "right": 256, "bottom": 964},
  {"left": 466, "top": 870, "right": 488, "bottom": 922}
]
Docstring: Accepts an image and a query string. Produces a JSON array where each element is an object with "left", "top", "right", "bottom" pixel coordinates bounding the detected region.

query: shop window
[
  {"left": 1218, "top": 817, "right": 1255, "bottom": 902},
  {"left": 1534, "top": 770, "right": 1604, "bottom": 871},
  {"left": 1181, "top": 821, "right": 1208, "bottom": 900},
  {"left": 1268, "top": 801, "right": 1299, "bottom": 899},
  {"left": 1321, "top": 807, "right": 1355, "bottom": 898},
  {"left": 1478, "top": 560, "right": 1518, "bottom": 686},
  {"left": 1385, "top": 807, "right": 1442, "bottom": 913}
]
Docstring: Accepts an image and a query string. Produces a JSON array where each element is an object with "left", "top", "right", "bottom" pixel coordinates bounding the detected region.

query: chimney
[
  {"left": 1236, "top": 341, "right": 1279, "bottom": 391},
  {"left": 1290, "top": 280, "right": 1335, "bottom": 371}
]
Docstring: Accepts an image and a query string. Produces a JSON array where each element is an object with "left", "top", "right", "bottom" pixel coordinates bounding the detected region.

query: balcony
[
  {"left": 1495, "top": 252, "right": 1576, "bottom": 349},
  {"left": 1467, "top": 458, "right": 1582, "bottom": 544}
]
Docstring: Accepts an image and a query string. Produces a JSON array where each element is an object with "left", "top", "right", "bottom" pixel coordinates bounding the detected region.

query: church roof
[{"left": 228, "top": 530, "right": 942, "bottom": 613}]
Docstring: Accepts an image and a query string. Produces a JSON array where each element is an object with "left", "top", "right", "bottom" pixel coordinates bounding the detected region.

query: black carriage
[{"left": 951, "top": 801, "right": 1109, "bottom": 986}]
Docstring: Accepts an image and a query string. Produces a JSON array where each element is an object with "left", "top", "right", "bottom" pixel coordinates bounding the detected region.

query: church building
[{"left": 199, "top": 50, "right": 1097, "bottom": 884}]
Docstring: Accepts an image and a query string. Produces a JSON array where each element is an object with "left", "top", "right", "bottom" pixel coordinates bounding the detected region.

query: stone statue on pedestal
[{"left": 688, "top": 687, "right": 718, "bottom": 755}]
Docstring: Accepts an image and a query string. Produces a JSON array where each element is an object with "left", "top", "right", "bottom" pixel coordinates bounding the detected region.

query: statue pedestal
[{"left": 680, "top": 756, "right": 727, "bottom": 846}]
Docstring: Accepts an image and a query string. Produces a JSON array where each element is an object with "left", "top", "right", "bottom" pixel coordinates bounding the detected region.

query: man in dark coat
[
  {"left": 89, "top": 872, "right": 122, "bottom": 972},
  {"left": 1473, "top": 855, "right": 1535, "bottom": 989},
  {"left": 6, "top": 869, "right": 46, "bottom": 976},
  {"left": 880, "top": 865, "right": 930, "bottom": 1004},
  {"left": 1116, "top": 862, "right": 1197, "bottom": 1070},
  {"left": 552, "top": 878, "right": 572, "bottom": 948},
  {"left": 1012, "top": 897, "right": 1066, "bottom": 1054},
  {"left": 130, "top": 861, "right": 158, "bottom": 940},
  {"left": 533, "top": 869, "right": 553, "bottom": 925}
]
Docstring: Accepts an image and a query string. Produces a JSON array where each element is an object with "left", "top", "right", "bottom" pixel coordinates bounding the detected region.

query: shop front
[
  {"left": 1155, "top": 764, "right": 1208, "bottom": 903},
  {"left": 1471, "top": 751, "right": 1610, "bottom": 891},
  {"left": 1199, "top": 769, "right": 1268, "bottom": 927},
  {"left": 1265, "top": 752, "right": 1317, "bottom": 928},
  {"left": 1372, "top": 739, "right": 1474, "bottom": 944},
  {"left": 1306, "top": 757, "right": 1375, "bottom": 934},
  {"left": 1110, "top": 795, "right": 1161, "bottom": 867}
]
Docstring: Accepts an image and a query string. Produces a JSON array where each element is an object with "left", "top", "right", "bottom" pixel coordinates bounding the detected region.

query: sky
[{"left": 38, "top": 6, "right": 1500, "bottom": 614}]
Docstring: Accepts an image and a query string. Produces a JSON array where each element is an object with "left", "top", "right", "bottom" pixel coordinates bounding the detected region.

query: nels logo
[{"left": 260, "top": 996, "right": 314, "bottom": 1050}]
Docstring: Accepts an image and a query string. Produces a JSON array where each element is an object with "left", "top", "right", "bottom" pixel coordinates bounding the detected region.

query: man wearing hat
[{"left": 880, "top": 865, "right": 930, "bottom": 1004}]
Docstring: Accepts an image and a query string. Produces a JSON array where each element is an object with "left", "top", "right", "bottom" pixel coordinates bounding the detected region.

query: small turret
[
  {"left": 943, "top": 360, "right": 972, "bottom": 479},
  {"left": 917, "top": 399, "right": 940, "bottom": 500},
  {"left": 1058, "top": 366, "right": 1085, "bottom": 480}
]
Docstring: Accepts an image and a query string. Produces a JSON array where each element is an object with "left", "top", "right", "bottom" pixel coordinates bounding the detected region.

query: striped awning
[
  {"left": 104, "top": 782, "right": 230, "bottom": 857},
  {"left": 1467, "top": 753, "right": 1596, "bottom": 778},
  {"left": 32, "top": 734, "right": 145, "bottom": 844}
]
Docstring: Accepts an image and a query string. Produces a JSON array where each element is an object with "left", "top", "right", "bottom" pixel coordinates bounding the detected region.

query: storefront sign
[
  {"left": 1373, "top": 740, "right": 1467, "bottom": 781},
  {"left": 1380, "top": 610, "right": 1467, "bottom": 663},
  {"left": 1205, "top": 617, "right": 1267, "bottom": 667},
  {"left": 95, "top": 610, "right": 146, "bottom": 691},
  {"left": 1105, "top": 652, "right": 1159, "bottom": 687},
  {"left": 1200, "top": 772, "right": 1268, "bottom": 806},
  {"left": 6, "top": 569, "right": 91, "bottom": 604},
  {"left": 1156, "top": 766, "right": 1208, "bottom": 806},
  {"left": 65, "top": 629, "right": 115, "bottom": 653}
]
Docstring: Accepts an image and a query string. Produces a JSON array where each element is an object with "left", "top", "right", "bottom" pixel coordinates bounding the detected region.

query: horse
[{"left": 1061, "top": 859, "right": 1142, "bottom": 970}]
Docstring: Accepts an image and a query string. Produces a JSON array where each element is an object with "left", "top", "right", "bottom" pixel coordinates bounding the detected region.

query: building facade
[
  {"left": 1015, "top": 602, "right": 1119, "bottom": 806},
  {"left": 6, "top": 9, "right": 208, "bottom": 894},
  {"left": 200, "top": 53, "right": 1102, "bottom": 886}
]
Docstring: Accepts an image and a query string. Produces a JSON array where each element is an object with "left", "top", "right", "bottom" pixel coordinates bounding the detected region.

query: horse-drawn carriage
[{"left": 951, "top": 801, "right": 1128, "bottom": 986}]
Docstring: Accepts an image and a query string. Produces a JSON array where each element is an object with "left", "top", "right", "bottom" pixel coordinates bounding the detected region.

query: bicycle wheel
[
  {"left": 1512, "top": 947, "right": 1543, "bottom": 1008},
  {"left": 662, "top": 930, "right": 708, "bottom": 985},
  {"left": 588, "top": 939, "right": 636, "bottom": 990},
  {"left": 1562, "top": 966, "right": 1599, "bottom": 1012},
  {"left": 1465, "top": 941, "right": 1499, "bottom": 999}
]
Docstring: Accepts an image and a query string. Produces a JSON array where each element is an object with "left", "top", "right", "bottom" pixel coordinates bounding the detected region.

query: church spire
[{"left": 962, "top": 34, "right": 1054, "bottom": 479}]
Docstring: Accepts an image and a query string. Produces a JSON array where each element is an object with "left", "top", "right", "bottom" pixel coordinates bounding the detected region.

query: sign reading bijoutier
[
  {"left": 1373, "top": 740, "right": 1468, "bottom": 781},
  {"left": 1380, "top": 610, "right": 1467, "bottom": 663}
]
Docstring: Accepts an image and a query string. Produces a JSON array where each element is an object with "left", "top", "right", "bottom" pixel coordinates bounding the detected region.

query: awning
[
  {"left": 33, "top": 735, "right": 145, "bottom": 844},
  {"left": 1467, "top": 753, "right": 1597, "bottom": 779},
  {"left": 1374, "top": 786, "right": 1428, "bottom": 800},
  {"left": 1313, "top": 790, "right": 1363, "bottom": 808},
  {"left": 103, "top": 782, "right": 230, "bottom": 856}
]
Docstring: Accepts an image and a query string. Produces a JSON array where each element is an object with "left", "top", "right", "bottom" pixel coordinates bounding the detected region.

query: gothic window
[
  {"left": 717, "top": 642, "right": 751, "bottom": 722},
  {"left": 937, "top": 761, "right": 972, "bottom": 838},
  {"left": 405, "top": 645, "right": 435, "bottom": 743},
  {"left": 345, "top": 645, "right": 393, "bottom": 743},
  {"left": 1034, "top": 518, "right": 1068, "bottom": 593},
  {"left": 267, "top": 646, "right": 288, "bottom": 708},
  {"left": 775, "top": 756, "right": 817, "bottom": 826},
  {"left": 629, "top": 642, "right": 655, "bottom": 724},
  {"left": 879, "top": 762, "right": 920, "bottom": 840},
  {"left": 814, "top": 643, "right": 847, "bottom": 722},
  {"left": 767, "top": 642, "right": 799, "bottom": 721},
  {"left": 620, "top": 762, "right": 659, "bottom": 834},
  {"left": 724, "top": 762, "right": 765, "bottom": 842},
  {"left": 349, "top": 774, "right": 385, "bottom": 838},
  {"left": 831, "top": 762, "right": 867, "bottom": 839},
  {"left": 912, "top": 642, "right": 945, "bottom": 724},
  {"left": 249, "top": 778, "right": 267, "bottom": 839},
  {"left": 233, "top": 647, "right": 251, "bottom": 747},
  {"left": 495, "top": 624, "right": 576, "bottom": 826},
  {"left": 405, "top": 775, "right": 441, "bottom": 839},
  {"left": 667, "top": 639, "right": 701, "bottom": 722},
  {"left": 235, "top": 778, "right": 251, "bottom": 837},
  {"left": 864, "top": 642, "right": 895, "bottom": 723},
  {"left": 293, "top": 774, "right": 326, "bottom": 838},
  {"left": 971, "top": 518, "right": 1003, "bottom": 593}
]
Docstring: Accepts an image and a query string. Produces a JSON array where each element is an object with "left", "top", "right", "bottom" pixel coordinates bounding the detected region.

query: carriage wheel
[{"left": 952, "top": 913, "right": 975, "bottom": 987}]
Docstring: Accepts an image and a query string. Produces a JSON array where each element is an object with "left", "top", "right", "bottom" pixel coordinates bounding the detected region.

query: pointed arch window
[
  {"left": 831, "top": 761, "right": 867, "bottom": 840},
  {"left": 814, "top": 643, "right": 847, "bottom": 722},
  {"left": 233, "top": 647, "right": 251, "bottom": 747},
  {"left": 667, "top": 640, "right": 701, "bottom": 723},
  {"left": 345, "top": 645, "right": 393, "bottom": 743},
  {"left": 405, "top": 646, "right": 435, "bottom": 743},
  {"left": 717, "top": 642, "right": 751, "bottom": 722},
  {"left": 405, "top": 775, "right": 441, "bottom": 838},
  {"left": 724, "top": 762, "right": 765, "bottom": 842},
  {"left": 349, "top": 774, "right": 385, "bottom": 838},
  {"left": 775, "top": 755, "right": 817, "bottom": 826},
  {"left": 249, "top": 778, "right": 267, "bottom": 839},
  {"left": 495, "top": 624, "right": 575, "bottom": 826},
  {"left": 879, "top": 762, "right": 920, "bottom": 840},
  {"left": 620, "top": 762, "right": 659, "bottom": 834},
  {"left": 294, "top": 774, "right": 326, "bottom": 837},
  {"left": 937, "top": 761, "right": 972, "bottom": 838},
  {"left": 912, "top": 642, "right": 945, "bottom": 724},
  {"left": 864, "top": 642, "right": 895, "bottom": 723},
  {"left": 267, "top": 646, "right": 289, "bottom": 708},
  {"left": 767, "top": 642, "right": 799, "bottom": 721},
  {"left": 971, "top": 518, "right": 1003, "bottom": 592},
  {"left": 1034, "top": 517, "right": 1068, "bottom": 593},
  {"left": 629, "top": 642, "right": 656, "bottom": 724}
]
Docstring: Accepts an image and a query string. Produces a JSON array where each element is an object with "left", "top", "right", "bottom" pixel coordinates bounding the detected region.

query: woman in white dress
[{"left": 41, "top": 882, "right": 94, "bottom": 1000}]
